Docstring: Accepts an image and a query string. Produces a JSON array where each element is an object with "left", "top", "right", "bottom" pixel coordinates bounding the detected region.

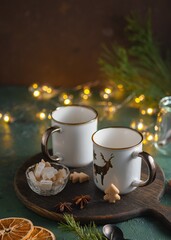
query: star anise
[
  {"left": 73, "top": 194, "right": 91, "bottom": 209},
  {"left": 55, "top": 202, "right": 72, "bottom": 213}
]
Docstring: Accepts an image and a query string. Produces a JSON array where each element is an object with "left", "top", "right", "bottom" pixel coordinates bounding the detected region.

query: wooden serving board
[{"left": 14, "top": 152, "right": 171, "bottom": 225}]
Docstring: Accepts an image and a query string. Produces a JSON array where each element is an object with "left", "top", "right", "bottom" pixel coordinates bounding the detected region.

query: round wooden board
[{"left": 14, "top": 152, "right": 171, "bottom": 225}]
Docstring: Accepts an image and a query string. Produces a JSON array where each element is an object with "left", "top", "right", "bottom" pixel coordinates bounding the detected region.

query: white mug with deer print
[
  {"left": 41, "top": 105, "right": 98, "bottom": 167},
  {"left": 92, "top": 127, "right": 156, "bottom": 194}
]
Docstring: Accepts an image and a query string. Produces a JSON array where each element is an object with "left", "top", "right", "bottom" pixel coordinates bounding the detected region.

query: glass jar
[{"left": 155, "top": 96, "right": 171, "bottom": 155}]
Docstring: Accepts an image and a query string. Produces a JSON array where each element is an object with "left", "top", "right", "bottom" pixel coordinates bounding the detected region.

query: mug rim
[
  {"left": 92, "top": 126, "right": 143, "bottom": 150},
  {"left": 51, "top": 104, "right": 98, "bottom": 125}
]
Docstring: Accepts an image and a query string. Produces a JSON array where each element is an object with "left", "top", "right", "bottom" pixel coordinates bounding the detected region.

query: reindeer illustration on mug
[{"left": 93, "top": 151, "right": 114, "bottom": 185}]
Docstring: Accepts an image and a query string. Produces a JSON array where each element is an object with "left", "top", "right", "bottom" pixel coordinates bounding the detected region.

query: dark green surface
[{"left": 0, "top": 86, "right": 171, "bottom": 239}]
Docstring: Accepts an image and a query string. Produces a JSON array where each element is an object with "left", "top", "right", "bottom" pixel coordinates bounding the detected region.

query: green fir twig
[
  {"left": 58, "top": 214, "right": 106, "bottom": 240},
  {"left": 98, "top": 11, "right": 171, "bottom": 106}
]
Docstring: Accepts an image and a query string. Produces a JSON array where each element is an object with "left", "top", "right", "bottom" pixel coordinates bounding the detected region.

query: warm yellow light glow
[
  {"left": 143, "top": 132, "right": 154, "bottom": 144},
  {"left": 147, "top": 108, "right": 153, "bottom": 115},
  {"left": 104, "top": 88, "right": 112, "bottom": 94},
  {"left": 41, "top": 85, "right": 53, "bottom": 94},
  {"left": 154, "top": 133, "right": 159, "bottom": 142},
  {"left": 3, "top": 114, "right": 10, "bottom": 123},
  {"left": 42, "top": 85, "right": 48, "bottom": 91},
  {"left": 139, "top": 94, "right": 145, "bottom": 101},
  {"left": 107, "top": 105, "right": 116, "bottom": 113},
  {"left": 137, "top": 122, "right": 144, "bottom": 131},
  {"left": 46, "top": 87, "right": 52, "bottom": 93},
  {"left": 39, "top": 112, "right": 46, "bottom": 120},
  {"left": 48, "top": 114, "right": 52, "bottom": 120},
  {"left": 154, "top": 125, "right": 159, "bottom": 131},
  {"left": 82, "top": 94, "right": 89, "bottom": 100},
  {"left": 83, "top": 88, "right": 90, "bottom": 95},
  {"left": 140, "top": 109, "right": 146, "bottom": 115},
  {"left": 32, "top": 83, "right": 38, "bottom": 89},
  {"left": 130, "top": 121, "right": 136, "bottom": 129},
  {"left": 135, "top": 97, "right": 140, "bottom": 103},
  {"left": 147, "top": 133, "right": 154, "bottom": 141},
  {"left": 62, "top": 93, "right": 68, "bottom": 100},
  {"left": 33, "top": 90, "right": 41, "bottom": 97},
  {"left": 64, "top": 99, "right": 71, "bottom": 105},
  {"left": 103, "top": 93, "right": 109, "bottom": 99},
  {"left": 130, "top": 119, "right": 145, "bottom": 131},
  {"left": 135, "top": 95, "right": 145, "bottom": 104},
  {"left": 158, "top": 116, "right": 162, "bottom": 123},
  {"left": 0, "top": 113, "right": 2, "bottom": 119},
  {"left": 117, "top": 84, "right": 123, "bottom": 89}
]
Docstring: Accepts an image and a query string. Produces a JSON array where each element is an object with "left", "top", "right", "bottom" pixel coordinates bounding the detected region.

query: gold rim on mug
[
  {"left": 51, "top": 104, "right": 98, "bottom": 125},
  {"left": 92, "top": 126, "right": 143, "bottom": 150}
]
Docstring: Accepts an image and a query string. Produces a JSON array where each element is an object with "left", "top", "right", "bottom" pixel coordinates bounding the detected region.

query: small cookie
[
  {"left": 70, "top": 172, "right": 90, "bottom": 183},
  {"left": 78, "top": 172, "right": 90, "bottom": 183},
  {"left": 104, "top": 183, "right": 121, "bottom": 203}
]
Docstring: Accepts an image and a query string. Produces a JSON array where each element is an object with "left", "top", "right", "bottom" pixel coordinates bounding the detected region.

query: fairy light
[
  {"left": 80, "top": 86, "right": 91, "bottom": 100},
  {"left": 3, "top": 114, "right": 10, "bottom": 123},
  {"left": 64, "top": 98, "right": 72, "bottom": 105},
  {"left": 154, "top": 133, "right": 159, "bottom": 142},
  {"left": 137, "top": 122, "right": 144, "bottom": 131},
  {"left": 143, "top": 131, "right": 154, "bottom": 144},
  {"left": 3, "top": 113, "right": 13, "bottom": 123},
  {"left": 130, "top": 121, "right": 136, "bottom": 129},
  {"left": 100, "top": 86, "right": 113, "bottom": 100},
  {"left": 29, "top": 83, "right": 57, "bottom": 100},
  {"left": 140, "top": 107, "right": 156, "bottom": 116},
  {"left": 146, "top": 133, "right": 154, "bottom": 141},
  {"left": 83, "top": 87, "right": 91, "bottom": 95},
  {"left": 147, "top": 107, "right": 154, "bottom": 115},
  {"left": 154, "top": 125, "right": 159, "bottom": 143},
  {"left": 103, "top": 102, "right": 116, "bottom": 120},
  {"left": 46, "top": 87, "right": 52, "bottom": 94},
  {"left": 33, "top": 90, "right": 41, "bottom": 98},
  {"left": 103, "top": 93, "right": 110, "bottom": 99},
  {"left": 82, "top": 94, "right": 89, "bottom": 100},
  {"left": 42, "top": 85, "right": 53, "bottom": 94},
  {"left": 62, "top": 93, "right": 69, "bottom": 100},
  {"left": 104, "top": 87, "right": 112, "bottom": 95},
  {"left": 36, "top": 110, "right": 47, "bottom": 120},
  {"left": 59, "top": 92, "right": 73, "bottom": 105},
  {"left": 48, "top": 114, "right": 52, "bottom": 120},
  {"left": 32, "top": 83, "right": 38, "bottom": 89},
  {"left": 130, "top": 119, "right": 146, "bottom": 131},
  {"left": 117, "top": 84, "right": 124, "bottom": 90},
  {"left": 154, "top": 125, "right": 159, "bottom": 131},
  {"left": 42, "top": 85, "right": 48, "bottom": 92},
  {"left": 140, "top": 109, "right": 146, "bottom": 115},
  {"left": 39, "top": 112, "right": 46, "bottom": 120},
  {"left": 134, "top": 94, "right": 145, "bottom": 104}
]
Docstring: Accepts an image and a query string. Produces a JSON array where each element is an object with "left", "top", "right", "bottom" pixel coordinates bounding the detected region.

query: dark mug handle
[
  {"left": 41, "top": 126, "right": 63, "bottom": 162},
  {"left": 132, "top": 151, "right": 156, "bottom": 187}
]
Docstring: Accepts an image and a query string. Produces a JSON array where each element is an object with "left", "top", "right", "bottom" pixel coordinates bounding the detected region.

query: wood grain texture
[
  {"left": 0, "top": 1, "right": 171, "bottom": 87},
  {"left": 14, "top": 152, "right": 171, "bottom": 225}
]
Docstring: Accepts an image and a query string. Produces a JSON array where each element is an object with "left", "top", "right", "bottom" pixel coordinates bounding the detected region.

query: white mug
[
  {"left": 92, "top": 127, "right": 156, "bottom": 194},
  {"left": 41, "top": 105, "right": 98, "bottom": 167}
]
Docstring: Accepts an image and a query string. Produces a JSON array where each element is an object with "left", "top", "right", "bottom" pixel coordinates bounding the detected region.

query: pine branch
[
  {"left": 58, "top": 214, "right": 106, "bottom": 240},
  {"left": 98, "top": 11, "right": 171, "bottom": 106},
  {"left": 126, "top": 12, "right": 171, "bottom": 85}
]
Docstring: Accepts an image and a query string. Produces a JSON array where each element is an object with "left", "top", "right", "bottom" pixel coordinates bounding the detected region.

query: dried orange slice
[
  {"left": 0, "top": 217, "right": 34, "bottom": 240},
  {"left": 26, "top": 226, "right": 56, "bottom": 240}
]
